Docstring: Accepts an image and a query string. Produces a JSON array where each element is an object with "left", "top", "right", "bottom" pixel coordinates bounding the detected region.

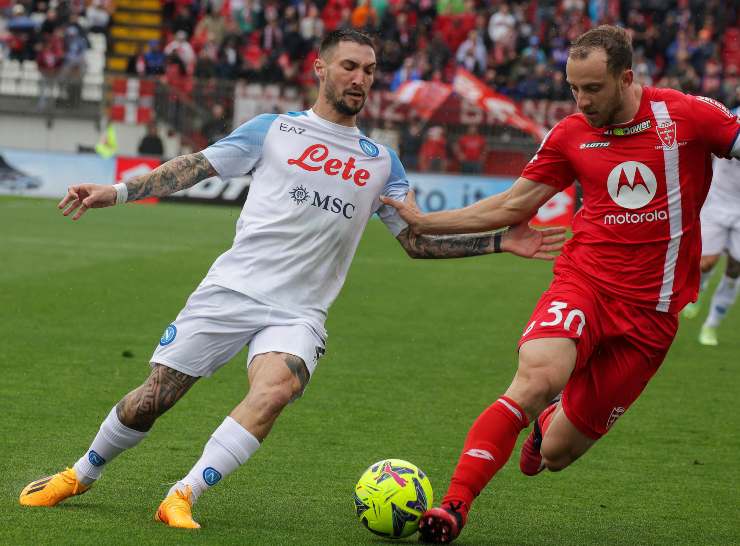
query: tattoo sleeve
[
  {"left": 125, "top": 152, "right": 217, "bottom": 201},
  {"left": 396, "top": 227, "right": 497, "bottom": 259},
  {"left": 116, "top": 364, "right": 199, "bottom": 431}
]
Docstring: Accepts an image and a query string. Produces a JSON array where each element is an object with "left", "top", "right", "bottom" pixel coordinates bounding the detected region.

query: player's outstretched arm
[
  {"left": 58, "top": 153, "right": 217, "bottom": 220},
  {"left": 397, "top": 222, "right": 566, "bottom": 260},
  {"left": 380, "top": 177, "right": 558, "bottom": 235}
]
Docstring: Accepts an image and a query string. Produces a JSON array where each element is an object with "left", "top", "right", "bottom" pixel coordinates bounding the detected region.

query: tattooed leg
[
  {"left": 229, "top": 352, "right": 309, "bottom": 441},
  {"left": 116, "top": 364, "right": 199, "bottom": 432}
]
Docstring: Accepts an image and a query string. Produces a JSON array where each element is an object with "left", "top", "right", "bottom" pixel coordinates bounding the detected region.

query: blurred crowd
[
  {"left": 2, "top": 0, "right": 739, "bottom": 171},
  {"left": 122, "top": 0, "right": 740, "bottom": 107},
  {"left": 0, "top": 0, "right": 112, "bottom": 107}
]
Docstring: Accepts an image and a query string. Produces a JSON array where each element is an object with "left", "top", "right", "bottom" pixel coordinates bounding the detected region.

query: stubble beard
[{"left": 325, "top": 77, "right": 366, "bottom": 116}]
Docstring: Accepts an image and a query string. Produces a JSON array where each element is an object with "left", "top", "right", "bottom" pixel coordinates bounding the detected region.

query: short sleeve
[
  {"left": 689, "top": 97, "right": 740, "bottom": 158},
  {"left": 376, "top": 147, "right": 410, "bottom": 237},
  {"left": 201, "top": 113, "right": 278, "bottom": 178},
  {"left": 520, "top": 120, "right": 577, "bottom": 190}
]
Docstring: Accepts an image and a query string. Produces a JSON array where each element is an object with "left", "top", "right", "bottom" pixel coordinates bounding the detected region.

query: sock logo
[
  {"left": 203, "top": 467, "right": 222, "bottom": 486},
  {"left": 464, "top": 449, "right": 495, "bottom": 461},
  {"left": 88, "top": 450, "right": 106, "bottom": 467}
]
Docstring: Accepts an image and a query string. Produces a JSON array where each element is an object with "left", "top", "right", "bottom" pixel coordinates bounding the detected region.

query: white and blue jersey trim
[{"left": 202, "top": 113, "right": 279, "bottom": 178}]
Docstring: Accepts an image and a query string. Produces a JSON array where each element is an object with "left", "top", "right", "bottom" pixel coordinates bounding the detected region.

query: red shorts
[{"left": 518, "top": 268, "right": 678, "bottom": 439}]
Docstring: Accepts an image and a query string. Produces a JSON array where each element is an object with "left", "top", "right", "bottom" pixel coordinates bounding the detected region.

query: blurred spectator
[
  {"left": 351, "top": 0, "right": 377, "bottom": 29},
  {"left": 202, "top": 103, "right": 230, "bottom": 145},
  {"left": 390, "top": 57, "right": 421, "bottom": 91},
  {"left": 86, "top": 0, "right": 110, "bottom": 35},
  {"left": 456, "top": 30, "right": 487, "bottom": 76},
  {"left": 454, "top": 124, "right": 486, "bottom": 174},
  {"left": 127, "top": 43, "right": 148, "bottom": 76},
  {"left": 144, "top": 40, "right": 166, "bottom": 75},
  {"left": 370, "top": 119, "right": 400, "bottom": 152},
  {"left": 400, "top": 117, "right": 424, "bottom": 171},
  {"left": 36, "top": 29, "right": 64, "bottom": 110},
  {"left": 165, "top": 30, "right": 196, "bottom": 74},
  {"left": 418, "top": 125, "right": 448, "bottom": 173},
  {"left": 193, "top": 6, "right": 226, "bottom": 49},
  {"left": 59, "top": 24, "right": 87, "bottom": 108},
  {"left": 138, "top": 122, "right": 165, "bottom": 156},
  {"left": 300, "top": 4, "right": 324, "bottom": 43}
]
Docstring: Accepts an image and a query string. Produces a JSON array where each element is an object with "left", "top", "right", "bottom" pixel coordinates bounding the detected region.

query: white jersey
[
  {"left": 201, "top": 109, "right": 409, "bottom": 336},
  {"left": 705, "top": 107, "right": 740, "bottom": 213}
]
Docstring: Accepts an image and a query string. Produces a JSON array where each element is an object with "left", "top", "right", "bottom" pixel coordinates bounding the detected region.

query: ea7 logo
[{"left": 279, "top": 122, "right": 305, "bottom": 134}]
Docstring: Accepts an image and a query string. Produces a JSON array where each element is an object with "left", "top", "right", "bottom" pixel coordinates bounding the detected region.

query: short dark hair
[
  {"left": 569, "top": 25, "right": 633, "bottom": 75},
  {"left": 319, "top": 29, "right": 375, "bottom": 59}
]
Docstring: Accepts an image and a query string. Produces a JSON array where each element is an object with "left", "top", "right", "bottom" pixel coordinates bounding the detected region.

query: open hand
[
  {"left": 380, "top": 189, "right": 424, "bottom": 231},
  {"left": 58, "top": 184, "right": 117, "bottom": 220},
  {"left": 502, "top": 223, "right": 567, "bottom": 260}
]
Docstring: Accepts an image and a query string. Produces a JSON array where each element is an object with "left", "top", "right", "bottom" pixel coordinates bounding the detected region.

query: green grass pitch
[{"left": 1, "top": 196, "right": 738, "bottom": 545}]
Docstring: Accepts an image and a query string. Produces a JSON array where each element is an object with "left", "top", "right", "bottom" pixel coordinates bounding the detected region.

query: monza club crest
[{"left": 656, "top": 121, "right": 677, "bottom": 150}]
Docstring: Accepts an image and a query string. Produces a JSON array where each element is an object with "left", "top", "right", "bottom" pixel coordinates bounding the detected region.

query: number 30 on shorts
[{"left": 523, "top": 301, "right": 586, "bottom": 337}]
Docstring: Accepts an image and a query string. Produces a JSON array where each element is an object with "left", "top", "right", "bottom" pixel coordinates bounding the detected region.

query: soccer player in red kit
[{"left": 381, "top": 25, "right": 740, "bottom": 543}]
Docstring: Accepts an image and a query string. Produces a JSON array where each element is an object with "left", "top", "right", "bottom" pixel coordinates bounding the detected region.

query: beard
[
  {"left": 325, "top": 77, "right": 366, "bottom": 116},
  {"left": 588, "top": 85, "right": 624, "bottom": 127}
]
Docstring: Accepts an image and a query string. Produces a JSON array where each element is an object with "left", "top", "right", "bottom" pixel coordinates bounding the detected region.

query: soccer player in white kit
[
  {"left": 683, "top": 110, "right": 740, "bottom": 345},
  {"left": 18, "top": 30, "right": 565, "bottom": 529}
]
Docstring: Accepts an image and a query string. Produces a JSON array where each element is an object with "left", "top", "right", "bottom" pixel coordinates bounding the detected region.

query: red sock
[{"left": 443, "top": 396, "right": 529, "bottom": 518}]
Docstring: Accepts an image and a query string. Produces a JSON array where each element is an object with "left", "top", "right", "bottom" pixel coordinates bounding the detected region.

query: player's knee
[
  {"left": 726, "top": 255, "right": 740, "bottom": 278},
  {"left": 248, "top": 379, "right": 299, "bottom": 418},
  {"left": 510, "top": 355, "right": 563, "bottom": 415},
  {"left": 541, "top": 452, "right": 573, "bottom": 472},
  {"left": 700, "top": 255, "right": 720, "bottom": 273}
]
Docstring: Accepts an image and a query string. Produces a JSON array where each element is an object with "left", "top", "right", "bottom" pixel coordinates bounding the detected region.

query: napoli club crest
[
  {"left": 656, "top": 122, "right": 677, "bottom": 150},
  {"left": 359, "top": 138, "right": 379, "bottom": 157}
]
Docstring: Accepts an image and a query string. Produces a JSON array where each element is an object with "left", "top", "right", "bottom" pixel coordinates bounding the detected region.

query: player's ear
[
  {"left": 315, "top": 57, "right": 326, "bottom": 81},
  {"left": 621, "top": 68, "right": 634, "bottom": 88}
]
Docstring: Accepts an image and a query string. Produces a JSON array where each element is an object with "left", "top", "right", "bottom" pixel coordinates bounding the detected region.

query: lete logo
[
  {"left": 606, "top": 161, "right": 657, "bottom": 209},
  {"left": 287, "top": 144, "right": 370, "bottom": 187}
]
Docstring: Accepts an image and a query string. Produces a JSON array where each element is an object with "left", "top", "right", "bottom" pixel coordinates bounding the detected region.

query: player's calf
[{"left": 116, "top": 364, "right": 199, "bottom": 431}]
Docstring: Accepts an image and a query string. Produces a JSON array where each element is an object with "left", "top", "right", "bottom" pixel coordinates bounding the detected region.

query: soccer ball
[{"left": 353, "top": 458, "right": 433, "bottom": 539}]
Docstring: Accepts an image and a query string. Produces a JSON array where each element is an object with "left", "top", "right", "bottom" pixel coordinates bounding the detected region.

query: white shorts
[
  {"left": 700, "top": 206, "right": 740, "bottom": 259},
  {"left": 150, "top": 283, "right": 326, "bottom": 378}
]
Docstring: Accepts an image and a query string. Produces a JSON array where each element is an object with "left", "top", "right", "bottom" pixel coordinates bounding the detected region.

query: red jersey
[{"left": 522, "top": 87, "right": 740, "bottom": 313}]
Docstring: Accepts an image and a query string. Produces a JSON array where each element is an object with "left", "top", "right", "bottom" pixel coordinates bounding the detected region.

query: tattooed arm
[
  {"left": 397, "top": 222, "right": 567, "bottom": 260},
  {"left": 125, "top": 152, "right": 216, "bottom": 201},
  {"left": 57, "top": 152, "right": 217, "bottom": 220}
]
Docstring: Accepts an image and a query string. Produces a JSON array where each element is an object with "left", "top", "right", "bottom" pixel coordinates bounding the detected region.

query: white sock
[
  {"left": 73, "top": 407, "right": 148, "bottom": 485},
  {"left": 169, "top": 416, "right": 260, "bottom": 502},
  {"left": 699, "top": 269, "right": 713, "bottom": 292},
  {"left": 705, "top": 275, "right": 739, "bottom": 328}
]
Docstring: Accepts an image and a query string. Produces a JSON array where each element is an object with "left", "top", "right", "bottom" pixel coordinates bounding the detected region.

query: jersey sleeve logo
[{"left": 696, "top": 96, "right": 732, "bottom": 117}]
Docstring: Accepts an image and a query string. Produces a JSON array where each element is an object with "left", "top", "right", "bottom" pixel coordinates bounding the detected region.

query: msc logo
[
  {"left": 606, "top": 161, "right": 657, "bottom": 209},
  {"left": 359, "top": 138, "right": 379, "bottom": 157},
  {"left": 290, "top": 187, "right": 356, "bottom": 219},
  {"left": 159, "top": 324, "right": 177, "bottom": 346}
]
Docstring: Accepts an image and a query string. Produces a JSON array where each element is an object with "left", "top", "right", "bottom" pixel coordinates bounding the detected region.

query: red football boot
[
  {"left": 418, "top": 501, "right": 467, "bottom": 543},
  {"left": 519, "top": 397, "right": 560, "bottom": 476}
]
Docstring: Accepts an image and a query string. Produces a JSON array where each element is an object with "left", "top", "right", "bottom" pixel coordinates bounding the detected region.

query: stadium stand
[{"left": 0, "top": 0, "right": 738, "bottom": 172}]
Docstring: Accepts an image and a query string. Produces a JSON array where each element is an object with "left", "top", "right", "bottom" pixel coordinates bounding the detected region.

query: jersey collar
[{"left": 307, "top": 109, "right": 361, "bottom": 136}]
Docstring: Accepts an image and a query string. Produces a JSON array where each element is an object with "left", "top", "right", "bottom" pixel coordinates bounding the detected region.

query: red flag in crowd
[
  {"left": 395, "top": 80, "right": 453, "bottom": 120},
  {"left": 452, "top": 68, "right": 547, "bottom": 140}
]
